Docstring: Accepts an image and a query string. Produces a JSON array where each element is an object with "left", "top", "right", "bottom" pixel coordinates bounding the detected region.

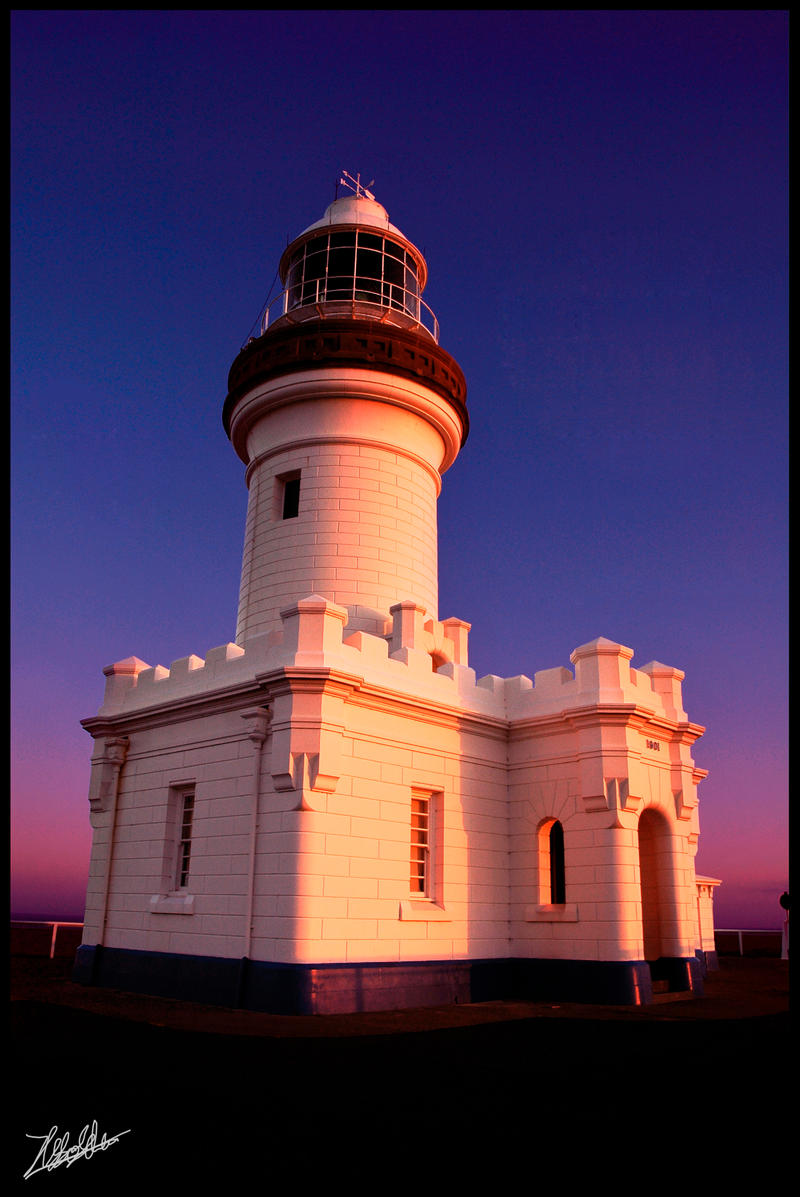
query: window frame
[
  {"left": 548, "top": 819, "right": 566, "bottom": 905},
  {"left": 175, "top": 787, "right": 195, "bottom": 890},
  {"left": 409, "top": 791, "right": 432, "bottom": 898},
  {"left": 537, "top": 817, "right": 566, "bottom": 906},
  {"left": 524, "top": 817, "right": 577, "bottom": 923},
  {"left": 399, "top": 789, "right": 450, "bottom": 922},
  {"left": 275, "top": 470, "right": 301, "bottom": 521},
  {"left": 281, "top": 474, "right": 301, "bottom": 520},
  {"left": 150, "top": 782, "right": 197, "bottom": 916}
]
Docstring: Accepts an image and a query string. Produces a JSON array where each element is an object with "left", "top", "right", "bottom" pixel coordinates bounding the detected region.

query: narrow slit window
[
  {"left": 538, "top": 817, "right": 566, "bottom": 905},
  {"left": 176, "top": 790, "right": 195, "bottom": 889},
  {"left": 549, "top": 820, "right": 566, "bottom": 904},
  {"left": 282, "top": 475, "right": 300, "bottom": 520}
]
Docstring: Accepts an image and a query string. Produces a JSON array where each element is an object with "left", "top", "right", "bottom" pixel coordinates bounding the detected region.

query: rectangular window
[
  {"left": 281, "top": 474, "right": 300, "bottom": 519},
  {"left": 176, "top": 789, "right": 195, "bottom": 889},
  {"left": 400, "top": 790, "right": 449, "bottom": 921},
  {"left": 410, "top": 793, "right": 431, "bottom": 897}
]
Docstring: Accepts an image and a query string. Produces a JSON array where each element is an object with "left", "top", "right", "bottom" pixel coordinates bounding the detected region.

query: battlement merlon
[
  {"left": 280, "top": 594, "right": 349, "bottom": 661},
  {"left": 100, "top": 657, "right": 151, "bottom": 709},
  {"left": 387, "top": 601, "right": 470, "bottom": 667},
  {"left": 570, "top": 637, "right": 688, "bottom": 721},
  {"left": 637, "top": 660, "right": 687, "bottom": 720}
]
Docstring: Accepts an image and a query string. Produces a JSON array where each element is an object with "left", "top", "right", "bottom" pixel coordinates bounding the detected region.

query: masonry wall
[
  {"left": 238, "top": 438, "right": 438, "bottom": 643},
  {"left": 695, "top": 877, "right": 721, "bottom": 955},
  {"left": 83, "top": 708, "right": 260, "bottom": 961},
  {"left": 85, "top": 711, "right": 701, "bottom": 970},
  {"left": 505, "top": 646, "right": 704, "bottom": 967},
  {"left": 248, "top": 699, "right": 509, "bottom": 966},
  {"left": 231, "top": 373, "right": 465, "bottom": 643},
  {"left": 82, "top": 677, "right": 512, "bottom": 969}
]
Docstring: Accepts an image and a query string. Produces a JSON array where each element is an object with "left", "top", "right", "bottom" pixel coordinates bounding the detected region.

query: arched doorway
[{"left": 637, "top": 807, "right": 679, "bottom": 962}]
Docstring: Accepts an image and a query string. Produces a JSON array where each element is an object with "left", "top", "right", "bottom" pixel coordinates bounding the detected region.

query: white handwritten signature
[{"left": 24, "top": 1121, "right": 131, "bottom": 1179}]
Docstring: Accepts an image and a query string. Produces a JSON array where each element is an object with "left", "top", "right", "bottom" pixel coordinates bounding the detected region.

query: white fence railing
[
  {"left": 714, "top": 928, "right": 785, "bottom": 957},
  {"left": 11, "top": 921, "right": 786, "bottom": 960},
  {"left": 11, "top": 920, "right": 83, "bottom": 958}
]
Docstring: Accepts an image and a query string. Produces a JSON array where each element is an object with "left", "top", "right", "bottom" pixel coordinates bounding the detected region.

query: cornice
[
  {"left": 256, "top": 664, "right": 509, "bottom": 739},
  {"left": 508, "top": 702, "right": 705, "bottom": 741},
  {"left": 80, "top": 680, "right": 270, "bottom": 738},
  {"left": 223, "top": 317, "right": 468, "bottom": 441}
]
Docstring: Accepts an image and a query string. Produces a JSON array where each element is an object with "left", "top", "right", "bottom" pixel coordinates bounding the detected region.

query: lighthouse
[
  {"left": 224, "top": 174, "right": 468, "bottom": 645},
  {"left": 75, "top": 177, "right": 716, "bottom": 1014}
]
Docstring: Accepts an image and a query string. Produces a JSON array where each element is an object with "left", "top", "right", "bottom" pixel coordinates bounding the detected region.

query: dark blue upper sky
[{"left": 11, "top": 10, "right": 787, "bottom": 926}]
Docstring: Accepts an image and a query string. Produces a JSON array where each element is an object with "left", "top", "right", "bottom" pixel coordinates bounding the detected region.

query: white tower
[{"left": 223, "top": 179, "right": 468, "bottom": 643}]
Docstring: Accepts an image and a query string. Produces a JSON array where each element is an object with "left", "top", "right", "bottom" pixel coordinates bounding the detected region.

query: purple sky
[{"left": 11, "top": 11, "right": 787, "bottom": 928}]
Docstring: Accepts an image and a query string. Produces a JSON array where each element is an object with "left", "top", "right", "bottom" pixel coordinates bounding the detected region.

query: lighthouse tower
[
  {"left": 224, "top": 176, "right": 468, "bottom": 644},
  {"left": 76, "top": 178, "right": 714, "bottom": 1015}
]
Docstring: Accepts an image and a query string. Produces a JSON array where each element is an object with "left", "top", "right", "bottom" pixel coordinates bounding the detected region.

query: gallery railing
[{"left": 246, "top": 277, "right": 440, "bottom": 346}]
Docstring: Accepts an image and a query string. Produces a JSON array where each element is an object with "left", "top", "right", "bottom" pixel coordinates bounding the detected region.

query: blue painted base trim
[
  {"left": 695, "top": 948, "right": 719, "bottom": 973},
  {"left": 73, "top": 945, "right": 703, "bottom": 1015},
  {"left": 650, "top": 954, "right": 705, "bottom": 994},
  {"left": 512, "top": 957, "right": 657, "bottom": 1005}
]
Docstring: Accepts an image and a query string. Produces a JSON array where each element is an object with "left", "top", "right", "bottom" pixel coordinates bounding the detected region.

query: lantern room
[{"left": 258, "top": 176, "right": 439, "bottom": 341}]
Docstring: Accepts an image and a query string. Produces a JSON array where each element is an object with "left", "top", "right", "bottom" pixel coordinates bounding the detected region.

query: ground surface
[{"left": 10, "top": 955, "right": 790, "bottom": 1189}]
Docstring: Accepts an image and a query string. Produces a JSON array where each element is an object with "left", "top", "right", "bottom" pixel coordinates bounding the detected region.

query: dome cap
[{"left": 299, "top": 195, "right": 406, "bottom": 240}]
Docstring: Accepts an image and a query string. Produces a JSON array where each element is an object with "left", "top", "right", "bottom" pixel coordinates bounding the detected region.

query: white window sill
[
  {"left": 399, "top": 899, "right": 451, "bottom": 922},
  {"left": 150, "top": 892, "right": 195, "bottom": 916},
  {"left": 524, "top": 903, "right": 578, "bottom": 923}
]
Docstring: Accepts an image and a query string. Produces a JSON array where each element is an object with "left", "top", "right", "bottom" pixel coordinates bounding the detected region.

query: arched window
[
  {"left": 538, "top": 818, "right": 566, "bottom": 905},
  {"left": 549, "top": 820, "right": 565, "bottom": 904}
]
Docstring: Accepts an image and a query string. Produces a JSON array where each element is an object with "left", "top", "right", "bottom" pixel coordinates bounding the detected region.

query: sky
[{"left": 11, "top": 10, "right": 787, "bottom": 930}]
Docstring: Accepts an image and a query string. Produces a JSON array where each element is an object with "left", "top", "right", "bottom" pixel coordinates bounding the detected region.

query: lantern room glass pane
[
  {"left": 383, "top": 254, "right": 405, "bottom": 309},
  {"left": 304, "top": 249, "right": 326, "bottom": 280},
  {"left": 327, "top": 245, "right": 356, "bottom": 280},
  {"left": 358, "top": 232, "right": 383, "bottom": 252},
  {"left": 405, "top": 267, "right": 420, "bottom": 317},
  {"left": 356, "top": 246, "right": 383, "bottom": 280},
  {"left": 302, "top": 246, "right": 326, "bottom": 303},
  {"left": 286, "top": 259, "right": 303, "bottom": 307}
]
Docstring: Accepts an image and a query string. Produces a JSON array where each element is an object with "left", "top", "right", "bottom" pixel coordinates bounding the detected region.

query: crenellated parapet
[
  {"left": 90, "top": 610, "right": 704, "bottom": 756},
  {"left": 503, "top": 637, "right": 705, "bottom": 830},
  {"left": 95, "top": 642, "right": 251, "bottom": 716},
  {"left": 502, "top": 637, "right": 690, "bottom": 722}
]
